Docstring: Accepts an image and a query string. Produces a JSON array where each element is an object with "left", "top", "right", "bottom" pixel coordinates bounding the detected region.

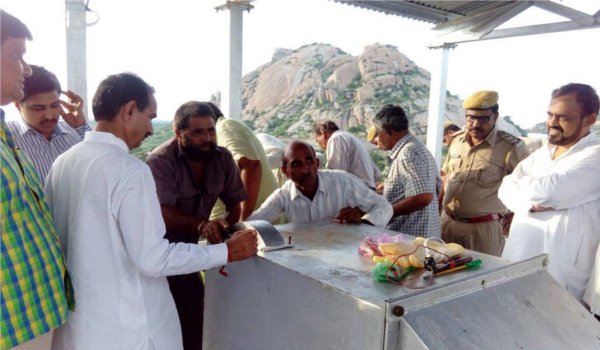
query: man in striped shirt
[{"left": 6, "top": 65, "right": 91, "bottom": 183}]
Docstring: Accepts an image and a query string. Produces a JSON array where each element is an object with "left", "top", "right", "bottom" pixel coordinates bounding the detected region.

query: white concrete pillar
[
  {"left": 216, "top": 1, "right": 254, "bottom": 120},
  {"left": 65, "top": 0, "right": 88, "bottom": 120},
  {"left": 425, "top": 44, "right": 455, "bottom": 168}
]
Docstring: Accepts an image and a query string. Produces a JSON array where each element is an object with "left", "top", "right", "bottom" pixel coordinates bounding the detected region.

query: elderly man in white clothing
[
  {"left": 248, "top": 140, "right": 392, "bottom": 227},
  {"left": 44, "top": 73, "right": 258, "bottom": 350},
  {"left": 313, "top": 120, "right": 381, "bottom": 190},
  {"left": 499, "top": 83, "right": 600, "bottom": 304}
]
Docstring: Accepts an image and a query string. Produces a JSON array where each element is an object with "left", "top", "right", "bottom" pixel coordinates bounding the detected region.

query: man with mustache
[
  {"left": 372, "top": 104, "right": 441, "bottom": 237},
  {"left": 146, "top": 101, "right": 248, "bottom": 350},
  {"left": 441, "top": 91, "right": 528, "bottom": 256},
  {"left": 45, "top": 75, "right": 257, "bottom": 349},
  {"left": 6, "top": 65, "right": 90, "bottom": 183},
  {"left": 1, "top": 10, "right": 71, "bottom": 350},
  {"left": 499, "top": 83, "right": 599, "bottom": 308},
  {"left": 248, "top": 140, "right": 392, "bottom": 227}
]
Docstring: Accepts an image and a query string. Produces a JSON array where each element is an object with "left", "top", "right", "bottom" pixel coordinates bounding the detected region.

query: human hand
[
  {"left": 225, "top": 229, "right": 258, "bottom": 262},
  {"left": 376, "top": 183, "right": 384, "bottom": 195},
  {"left": 528, "top": 204, "right": 554, "bottom": 213},
  {"left": 201, "top": 218, "right": 228, "bottom": 244},
  {"left": 334, "top": 207, "right": 364, "bottom": 224},
  {"left": 59, "top": 90, "right": 86, "bottom": 128}
]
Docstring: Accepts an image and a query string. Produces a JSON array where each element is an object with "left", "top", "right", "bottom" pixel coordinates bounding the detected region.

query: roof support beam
[
  {"left": 65, "top": 0, "right": 88, "bottom": 120},
  {"left": 533, "top": 1, "right": 596, "bottom": 24},
  {"left": 425, "top": 43, "right": 455, "bottom": 167},
  {"left": 431, "top": 20, "right": 600, "bottom": 47},
  {"left": 216, "top": 1, "right": 254, "bottom": 120}
]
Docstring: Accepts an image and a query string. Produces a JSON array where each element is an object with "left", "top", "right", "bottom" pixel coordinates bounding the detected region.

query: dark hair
[
  {"left": 443, "top": 123, "right": 461, "bottom": 134},
  {"left": 313, "top": 120, "right": 339, "bottom": 135},
  {"left": 281, "top": 140, "right": 316, "bottom": 167},
  {"left": 1, "top": 10, "right": 32, "bottom": 43},
  {"left": 22, "top": 65, "right": 61, "bottom": 101},
  {"left": 551, "top": 83, "right": 599, "bottom": 117},
  {"left": 173, "top": 101, "right": 215, "bottom": 131},
  {"left": 488, "top": 104, "right": 499, "bottom": 114},
  {"left": 374, "top": 104, "right": 409, "bottom": 132},
  {"left": 205, "top": 101, "right": 224, "bottom": 122},
  {"left": 92, "top": 73, "right": 155, "bottom": 121}
]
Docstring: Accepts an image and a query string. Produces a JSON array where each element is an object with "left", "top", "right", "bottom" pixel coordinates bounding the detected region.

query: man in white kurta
[
  {"left": 313, "top": 120, "right": 380, "bottom": 189},
  {"left": 44, "top": 73, "right": 257, "bottom": 350},
  {"left": 499, "top": 83, "right": 600, "bottom": 302},
  {"left": 249, "top": 141, "right": 392, "bottom": 227}
]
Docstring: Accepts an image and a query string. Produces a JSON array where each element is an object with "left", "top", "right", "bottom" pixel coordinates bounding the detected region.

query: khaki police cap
[
  {"left": 463, "top": 90, "right": 498, "bottom": 110},
  {"left": 367, "top": 125, "right": 377, "bottom": 142}
]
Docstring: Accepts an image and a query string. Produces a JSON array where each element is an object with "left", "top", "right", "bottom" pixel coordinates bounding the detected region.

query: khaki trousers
[{"left": 441, "top": 212, "right": 504, "bottom": 257}]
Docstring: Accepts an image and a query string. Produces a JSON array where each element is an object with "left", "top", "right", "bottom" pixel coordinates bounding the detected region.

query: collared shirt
[
  {"left": 6, "top": 119, "right": 91, "bottom": 183},
  {"left": 325, "top": 130, "right": 380, "bottom": 188},
  {"left": 210, "top": 118, "right": 278, "bottom": 219},
  {"left": 1, "top": 112, "right": 69, "bottom": 349},
  {"left": 442, "top": 127, "right": 528, "bottom": 216},
  {"left": 248, "top": 170, "right": 393, "bottom": 227},
  {"left": 45, "top": 131, "right": 228, "bottom": 350},
  {"left": 147, "top": 137, "right": 247, "bottom": 242},
  {"left": 499, "top": 133, "right": 600, "bottom": 302},
  {"left": 384, "top": 133, "right": 440, "bottom": 237}
]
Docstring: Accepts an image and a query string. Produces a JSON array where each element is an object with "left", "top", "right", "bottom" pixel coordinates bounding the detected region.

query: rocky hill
[{"left": 233, "top": 43, "right": 521, "bottom": 138}]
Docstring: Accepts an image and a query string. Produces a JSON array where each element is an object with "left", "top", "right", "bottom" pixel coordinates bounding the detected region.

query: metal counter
[{"left": 203, "top": 222, "right": 600, "bottom": 349}]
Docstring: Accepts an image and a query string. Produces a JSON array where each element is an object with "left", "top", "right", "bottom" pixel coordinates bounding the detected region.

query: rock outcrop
[{"left": 238, "top": 43, "right": 521, "bottom": 138}]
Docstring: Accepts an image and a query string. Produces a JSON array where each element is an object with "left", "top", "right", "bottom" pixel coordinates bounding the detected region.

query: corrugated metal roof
[
  {"left": 332, "top": 1, "right": 600, "bottom": 45},
  {"left": 333, "top": 1, "right": 520, "bottom": 24}
]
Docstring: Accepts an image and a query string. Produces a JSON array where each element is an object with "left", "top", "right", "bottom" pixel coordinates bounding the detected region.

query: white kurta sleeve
[
  {"left": 344, "top": 173, "right": 393, "bottom": 227},
  {"left": 248, "top": 188, "right": 287, "bottom": 224},
  {"left": 518, "top": 147, "right": 600, "bottom": 210},
  {"left": 325, "top": 135, "right": 350, "bottom": 171},
  {"left": 498, "top": 159, "right": 536, "bottom": 215},
  {"left": 115, "top": 168, "right": 227, "bottom": 278}
]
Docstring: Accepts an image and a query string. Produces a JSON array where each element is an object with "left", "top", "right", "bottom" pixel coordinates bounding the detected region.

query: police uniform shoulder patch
[
  {"left": 497, "top": 130, "right": 524, "bottom": 146},
  {"left": 452, "top": 129, "right": 467, "bottom": 139}
]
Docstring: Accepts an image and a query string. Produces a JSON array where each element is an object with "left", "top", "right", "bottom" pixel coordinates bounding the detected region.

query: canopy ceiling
[{"left": 333, "top": 1, "right": 600, "bottom": 47}]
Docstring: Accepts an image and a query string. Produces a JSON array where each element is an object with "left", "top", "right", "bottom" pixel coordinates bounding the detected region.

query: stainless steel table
[{"left": 204, "top": 222, "right": 600, "bottom": 349}]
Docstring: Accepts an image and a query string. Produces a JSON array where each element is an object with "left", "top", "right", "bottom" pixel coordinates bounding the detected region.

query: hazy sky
[{"left": 2, "top": 0, "right": 599, "bottom": 128}]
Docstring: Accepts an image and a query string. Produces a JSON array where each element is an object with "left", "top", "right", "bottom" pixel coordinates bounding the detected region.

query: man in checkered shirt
[{"left": 373, "top": 104, "right": 441, "bottom": 238}]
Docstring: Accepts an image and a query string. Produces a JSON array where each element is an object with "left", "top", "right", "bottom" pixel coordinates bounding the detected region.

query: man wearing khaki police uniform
[{"left": 441, "top": 90, "right": 528, "bottom": 256}]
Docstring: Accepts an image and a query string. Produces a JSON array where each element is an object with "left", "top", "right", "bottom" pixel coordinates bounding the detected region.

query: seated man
[
  {"left": 248, "top": 140, "right": 392, "bottom": 227},
  {"left": 313, "top": 119, "right": 380, "bottom": 189},
  {"left": 6, "top": 65, "right": 90, "bottom": 183}
]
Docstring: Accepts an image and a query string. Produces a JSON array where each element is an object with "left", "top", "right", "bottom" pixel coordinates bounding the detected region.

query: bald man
[{"left": 248, "top": 141, "right": 392, "bottom": 227}]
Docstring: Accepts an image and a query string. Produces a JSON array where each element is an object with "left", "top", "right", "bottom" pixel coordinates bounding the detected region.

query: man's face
[
  {"left": 465, "top": 109, "right": 497, "bottom": 141},
  {"left": 314, "top": 131, "right": 328, "bottom": 149},
  {"left": 127, "top": 94, "right": 157, "bottom": 149},
  {"left": 375, "top": 127, "right": 394, "bottom": 151},
  {"left": 1, "top": 37, "right": 32, "bottom": 106},
  {"left": 546, "top": 93, "right": 591, "bottom": 147},
  {"left": 282, "top": 144, "right": 319, "bottom": 190},
  {"left": 176, "top": 115, "right": 217, "bottom": 160},
  {"left": 15, "top": 91, "right": 61, "bottom": 139},
  {"left": 443, "top": 132, "right": 452, "bottom": 146}
]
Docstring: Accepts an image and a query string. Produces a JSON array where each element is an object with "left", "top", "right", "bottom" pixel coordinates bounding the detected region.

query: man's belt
[{"left": 445, "top": 210, "right": 503, "bottom": 224}]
